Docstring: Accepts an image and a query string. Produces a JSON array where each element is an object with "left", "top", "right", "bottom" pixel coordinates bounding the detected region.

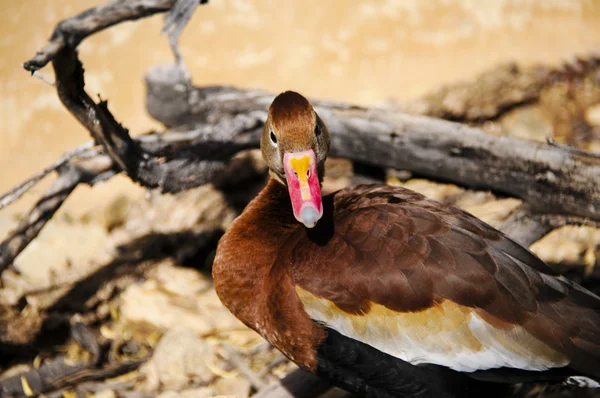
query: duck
[{"left": 212, "top": 91, "right": 600, "bottom": 397}]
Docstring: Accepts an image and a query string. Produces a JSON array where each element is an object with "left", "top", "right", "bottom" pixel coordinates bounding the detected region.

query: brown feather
[{"left": 288, "top": 184, "right": 600, "bottom": 376}]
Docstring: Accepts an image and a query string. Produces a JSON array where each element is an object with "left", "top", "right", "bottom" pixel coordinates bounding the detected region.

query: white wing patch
[
  {"left": 565, "top": 376, "right": 600, "bottom": 388},
  {"left": 297, "top": 287, "right": 569, "bottom": 373}
]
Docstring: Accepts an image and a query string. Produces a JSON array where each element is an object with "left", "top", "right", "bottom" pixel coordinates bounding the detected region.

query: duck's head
[{"left": 261, "top": 91, "right": 331, "bottom": 228}]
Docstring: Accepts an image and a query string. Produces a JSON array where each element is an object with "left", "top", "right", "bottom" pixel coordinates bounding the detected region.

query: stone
[
  {"left": 0, "top": 214, "right": 109, "bottom": 284},
  {"left": 157, "top": 387, "right": 215, "bottom": 398},
  {"left": 500, "top": 105, "right": 553, "bottom": 142},
  {"left": 141, "top": 327, "right": 216, "bottom": 390},
  {"left": 119, "top": 261, "right": 243, "bottom": 335},
  {"left": 149, "top": 261, "right": 212, "bottom": 296},
  {"left": 92, "top": 390, "right": 117, "bottom": 398},
  {"left": 585, "top": 104, "right": 600, "bottom": 127},
  {"left": 211, "top": 377, "right": 251, "bottom": 398},
  {"left": 120, "top": 278, "right": 213, "bottom": 335}
]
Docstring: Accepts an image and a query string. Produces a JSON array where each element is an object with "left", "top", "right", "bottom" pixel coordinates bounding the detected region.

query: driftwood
[{"left": 1, "top": 0, "right": 599, "bottom": 396}]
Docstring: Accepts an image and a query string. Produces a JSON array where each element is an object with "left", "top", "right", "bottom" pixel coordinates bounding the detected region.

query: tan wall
[{"left": 1, "top": 0, "right": 599, "bottom": 215}]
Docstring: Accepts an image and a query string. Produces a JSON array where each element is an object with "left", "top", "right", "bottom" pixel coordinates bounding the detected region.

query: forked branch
[{"left": 2, "top": 0, "right": 599, "bottom": 396}]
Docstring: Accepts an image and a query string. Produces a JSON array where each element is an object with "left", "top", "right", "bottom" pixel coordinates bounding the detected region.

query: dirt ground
[{"left": 0, "top": 1, "right": 599, "bottom": 397}]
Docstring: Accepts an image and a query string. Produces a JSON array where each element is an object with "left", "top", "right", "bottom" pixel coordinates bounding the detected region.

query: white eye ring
[{"left": 270, "top": 130, "right": 278, "bottom": 146}]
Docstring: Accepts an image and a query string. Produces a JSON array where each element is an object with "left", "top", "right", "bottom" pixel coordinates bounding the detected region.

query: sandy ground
[{"left": 0, "top": 1, "right": 599, "bottom": 397}]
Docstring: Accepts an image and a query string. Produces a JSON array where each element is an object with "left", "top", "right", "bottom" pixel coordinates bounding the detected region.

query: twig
[
  {"left": 49, "top": 44, "right": 258, "bottom": 193},
  {"left": 31, "top": 69, "right": 56, "bottom": 87},
  {"left": 0, "top": 142, "right": 96, "bottom": 211},
  {"left": 0, "top": 122, "right": 261, "bottom": 272},
  {"left": 500, "top": 204, "right": 600, "bottom": 247},
  {"left": 0, "top": 156, "right": 114, "bottom": 273},
  {"left": 546, "top": 138, "right": 600, "bottom": 159},
  {"left": 0, "top": 356, "right": 146, "bottom": 397},
  {"left": 23, "top": 0, "right": 193, "bottom": 73},
  {"left": 252, "top": 368, "right": 332, "bottom": 398},
  {"left": 161, "top": 0, "right": 206, "bottom": 131},
  {"left": 498, "top": 205, "right": 554, "bottom": 247},
  {"left": 162, "top": 0, "right": 207, "bottom": 45},
  {"left": 258, "top": 356, "right": 289, "bottom": 379},
  {"left": 221, "top": 342, "right": 267, "bottom": 391},
  {"left": 0, "top": 320, "right": 148, "bottom": 397}
]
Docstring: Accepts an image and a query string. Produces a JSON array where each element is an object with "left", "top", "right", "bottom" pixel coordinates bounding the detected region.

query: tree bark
[{"left": 2, "top": 0, "right": 599, "bottom": 397}]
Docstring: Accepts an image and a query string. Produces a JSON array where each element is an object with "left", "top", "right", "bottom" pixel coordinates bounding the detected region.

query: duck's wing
[{"left": 287, "top": 184, "right": 600, "bottom": 379}]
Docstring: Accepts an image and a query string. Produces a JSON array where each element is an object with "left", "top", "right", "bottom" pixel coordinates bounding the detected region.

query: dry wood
[
  {"left": 0, "top": 155, "right": 117, "bottom": 273},
  {"left": 2, "top": 0, "right": 600, "bottom": 397},
  {"left": 500, "top": 204, "right": 600, "bottom": 247},
  {"left": 7, "top": 0, "right": 597, "bottom": 277},
  {"left": 22, "top": 0, "right": 205, "bottom": 72},
  {"left": 0, "top": 355, "right": 145, "bottom": 397},
  {"left": 221, "top": 342, "right": 268, "bottom": 391},
  {"left": 0, "top": 142, "right": 95, "bottom": 211},
  {"left": 0, "top": 322, "right": 146, "bottom": 397}
]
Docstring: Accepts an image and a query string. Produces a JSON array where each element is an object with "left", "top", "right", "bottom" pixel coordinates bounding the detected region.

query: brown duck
[{"left": 212, "top": 91, "right": 600, "bottom": 397}]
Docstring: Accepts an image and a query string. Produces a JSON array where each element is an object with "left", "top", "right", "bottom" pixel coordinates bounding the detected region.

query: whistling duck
[{"left": 213, "top": 91, "right": 600, "bottom": 397}]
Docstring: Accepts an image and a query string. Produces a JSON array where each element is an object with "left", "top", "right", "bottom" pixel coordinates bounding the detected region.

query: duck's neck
[
  {"left": 212, "top": 178, "right": 325, "bottom": 370},
  {"left": 247, "top": 178, "right": 299, "bottom": 228},
  {"left": 213, "top": 178, "right": 298, "bottom": 320}
]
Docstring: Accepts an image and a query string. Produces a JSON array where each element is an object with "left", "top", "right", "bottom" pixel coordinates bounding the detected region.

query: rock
[
  {"left": 391, "top": 178, "right": 462, "bottom": 202},
  {"left": 500, "top": 105, "right": 553, "bottom": 142},
  {"left": 531, "top": 226, "right": 600, "bottom": 266},
  {"left": 0, "top": 214, "right": 109, "bottom": 284},
  {"left": 585, "top": 104, "right": 600, "bottom": 127},
  {"left": 121, "top": 185, "right": 235, "bottom": 239},
  {"left": 421, "top": 63, "right": 542, "bottom": 121},
  {"left": 157, "top": 393, "right": 181, "bottom": 398},
  {"left": 120, "top": 277, "right": 213, "bottom": 335},
  {"left": 119, "top": 261, "right": 243, "bottom": 335},
  {"left": 211, "top": 377, "right": 251, "bottom": 398},
  {"left": 92, "top": 389, "right": 117, "bottom": 398},
  {"left": 196, "top": 289, "right": 246, "bottom": 332},
  {"left": 149, "top": 261, "right": 212, "bottom": 297},
  {"left": 209, "top": 396, "right": 240, "bottom": 398},
  {"left": 103, "top": 195, "right": 131, "bottom": 231},
  {"left": 157, "top": 387, "right": 215, "bottom": 398},
  {"left": 141, "top": 327, "right": 216, "bottom": 391}
]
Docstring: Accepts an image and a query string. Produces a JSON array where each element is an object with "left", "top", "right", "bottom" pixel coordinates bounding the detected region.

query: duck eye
[{"left": 270, "top": 130, "right": 278, "bottom": 145}]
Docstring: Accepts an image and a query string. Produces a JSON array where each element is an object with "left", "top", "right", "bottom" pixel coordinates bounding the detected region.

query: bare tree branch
[
  {"left": 0, "top": 142, "right": 96, "bottom": 211},
  {"left": 500, "top": 204, "right": 600, "bottom": 247},
  {"left": 0, "top": 358, "right": 145, "bottom": 397},
  {"left": 7, "top": 1, "right": 599, "bottom": 397},
  {"left": 0, "top": 156, "right": 114, "bottom": 273},
  {"left": 144, "top": 80, "right": 600, "bottom": 222},
  {"left": 22, "top": 0, "right": 202, "bottom": 73},
  {"left": 547, "top": 138, "right": 600, "bottom": 159},
  {"left": 7, "top": 0, "right": 598, "bottom": 281},
  {"left": 162, "top": 0, "right": 207, "bottom": 48},
  {"left": 29, "top": 69, "right": 56, "bottom": 87}
]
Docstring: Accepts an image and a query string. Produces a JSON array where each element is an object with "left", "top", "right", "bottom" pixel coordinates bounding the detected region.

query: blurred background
[
  {"left": 1, "top": 0, "right": 599, "bottom": 216},
  {"left": 1, "top": 1, "right": 600, "bottom": 397}
]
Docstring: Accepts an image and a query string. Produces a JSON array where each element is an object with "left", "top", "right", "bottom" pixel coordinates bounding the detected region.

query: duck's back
[{"left": 283, "top": 184, "right": 600, "bottom": 383}]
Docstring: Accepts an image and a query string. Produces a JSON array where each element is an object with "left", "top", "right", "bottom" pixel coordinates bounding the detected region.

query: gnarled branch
[
  {"left": 4, "top": 1, "right": 599, "bottom": 397},
  {"left": 5, "top": 0, "right": 599, "bottom": 274}
]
